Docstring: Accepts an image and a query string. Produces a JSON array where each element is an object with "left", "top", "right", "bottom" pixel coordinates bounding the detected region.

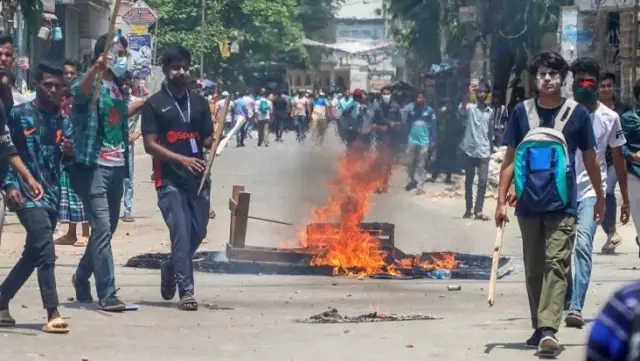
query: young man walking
[
  {"left": 598, "top": 71, "right": 630, "bottom": 253},
  {"left": 621, "top": 82, "right": 640, "bottom": 256},
  {"left": 272, "top": 91, "right": 288, "bottom": 142},
  {"left": 69, "top": 33, "right": 145, "bottom": 311},
  {"left": 254, "top": 88, "right": 272, "bottom": 147},
  {"left": 56, "top": 59, "right": 90, "bottom": 246},
  {"left": 565, "top": 57, "right": 630, "bottom": 328},
  {"left": 495, "top": 50, "right": 604, "bottom": 356},
  {"left": 0, "top": 62, "right": 72, "bottom": 333},
  {"left": 459, "top": 82, "right": 494, "bottom": 221},
  {"left": 122, "top": 71, "right": 143, "bottom": 223},
  {"left": 404, "top": 91, "right": 436, "bottom": 195},
  {"left": 141, "top": 45, "right": 212, "bottom": 311}
]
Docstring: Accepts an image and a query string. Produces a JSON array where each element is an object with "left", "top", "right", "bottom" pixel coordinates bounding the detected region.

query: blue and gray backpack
[{"left": 514, "top": 99, "right": 577, "bottom": 213}]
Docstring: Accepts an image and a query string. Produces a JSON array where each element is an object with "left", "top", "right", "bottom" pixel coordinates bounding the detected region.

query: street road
[{"left": 0, "top": 127, "right": 637, "bottom": 360}]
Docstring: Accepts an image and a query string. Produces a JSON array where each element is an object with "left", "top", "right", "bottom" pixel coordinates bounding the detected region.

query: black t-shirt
[
  {"left": 141, "top": 87, "right": 213, "bottom": 192},
  {"left": 272, "top": 97, "right": 288, "bottom": 115}
]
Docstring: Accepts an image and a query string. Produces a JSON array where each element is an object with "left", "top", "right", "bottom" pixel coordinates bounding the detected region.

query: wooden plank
[
  {"left": 225, "top": 244, "right": 314, "bottom": 264},
  {"left": 232, "top": 192, "right": 251, "bottom": 249},
  {"left": 228, "top": 185, "right": 245, "bottom": 247}
]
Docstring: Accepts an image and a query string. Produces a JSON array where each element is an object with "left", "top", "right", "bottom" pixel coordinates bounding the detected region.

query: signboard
[
  {"left": 122, "top": 0, "right": 158, "bottom": 35},
  {"left": 127, "top": 34, "right": 152, "bottom": 76}
]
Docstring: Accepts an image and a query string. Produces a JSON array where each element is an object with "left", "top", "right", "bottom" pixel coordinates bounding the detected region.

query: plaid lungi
[{"left": 58, "top": 169, "right": 87, "bottom": 223}]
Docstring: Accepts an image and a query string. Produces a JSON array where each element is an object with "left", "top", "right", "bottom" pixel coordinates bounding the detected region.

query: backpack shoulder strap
[
  {"left": 553, "top": 99, "right": 578, "bottom": 133},
  {"left": 524, "top": 99, "right": 541, "bottom": 129}
]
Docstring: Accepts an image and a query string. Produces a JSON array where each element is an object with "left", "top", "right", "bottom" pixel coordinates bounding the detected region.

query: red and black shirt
[{"left": 141, "top": 86, "right": 213, "bottom": 193}]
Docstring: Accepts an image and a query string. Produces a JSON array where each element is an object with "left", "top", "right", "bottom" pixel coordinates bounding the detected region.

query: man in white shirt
[
  {"left": 216, "top": 91, "right": 234, "bottom": 135},
  {"left": 566, "top": 58, "right": 631, "bottom": 328},
  {"left": 254, "top": 88, "right": 272, "bottom": 147},
  {"left": 291, "top": 90, "right": 310, "bottom": 142}
]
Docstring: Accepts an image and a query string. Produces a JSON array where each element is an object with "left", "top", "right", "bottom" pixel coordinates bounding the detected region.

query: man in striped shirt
[{"left": 587, "top": 281, "right": 640, "bottom": 361}]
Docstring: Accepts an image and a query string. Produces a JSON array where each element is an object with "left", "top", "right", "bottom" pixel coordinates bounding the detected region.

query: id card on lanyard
[{"left": 166, "top": 89, "right": 198, "bottom": 154}]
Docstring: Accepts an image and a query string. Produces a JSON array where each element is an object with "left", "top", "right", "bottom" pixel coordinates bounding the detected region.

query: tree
[
  {"left": 388, "top": 0, "right": 563, "bottom": 103},
  {"left": 148, "top": 0, "right": 307, "bottom": 83}
]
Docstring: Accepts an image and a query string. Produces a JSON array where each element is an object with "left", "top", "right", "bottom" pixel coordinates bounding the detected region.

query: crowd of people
[{"left": 0, "top": 27, "right": 638, "bottom": 361}]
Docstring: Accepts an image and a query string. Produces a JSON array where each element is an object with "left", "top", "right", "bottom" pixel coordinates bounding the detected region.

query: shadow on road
[{"left": 135, "top": 300, "right": 234, "bottom": 311}]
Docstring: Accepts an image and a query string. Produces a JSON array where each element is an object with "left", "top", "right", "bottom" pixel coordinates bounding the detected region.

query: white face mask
[
  {"left": 169, "top": 68, "right": 189, "bottom": 79},
  {"left": 536, "top": 66, "right": 562, "bottom": 93}
]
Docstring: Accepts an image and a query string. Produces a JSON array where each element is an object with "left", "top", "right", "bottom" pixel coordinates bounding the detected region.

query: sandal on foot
[
  {"left": 42, "top": 317, "right": 69, "bottom": 334},
  {"left": 54, "top": 235, "right": 76, "bottom": 246},
  {"left": 73, "top": 236, "right": 88, "bottom": 247},
  {"left": 462, "top": 211, "right": 473, "bottom": 219},
  {"left": 474, "top": 213, "right": 491, "bottom": 221},
  {"left": 121, "top": 215, "right": 135, "bottom": 223},
  {"left": 178, "top": 295, "right": 198, "bottom": 311},
  {"left": 0, "top": 309, "right": 15, "bottom": 327},
  {"left": 160, "top": 262, "right": 177, "bottom": 301}
]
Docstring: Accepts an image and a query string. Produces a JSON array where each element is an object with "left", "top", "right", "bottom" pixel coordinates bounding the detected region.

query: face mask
[
  {"left": 573, "top": 79, "right": 599, "bottom": 106},
  {"left": 109, "top": 56, "right": 128, "bottom": 78},
  {"left": 382, "top": 94, "right": 391, "bottom": 103}
]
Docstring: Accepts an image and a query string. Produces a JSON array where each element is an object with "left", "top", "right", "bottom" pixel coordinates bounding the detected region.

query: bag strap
[
  {"left": 524, "top": 99, "right": 541, "bottom": 129},
  {"left": 553, "top": 99, "right": 577, "bottom": 133}
]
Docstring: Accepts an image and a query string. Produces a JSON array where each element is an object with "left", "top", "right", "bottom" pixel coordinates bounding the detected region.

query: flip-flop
[
  {"left": 73, "top": 236, "right": 88, "bottom": 247},
  {"left": 42, "top": 317, "right": 69, "bottom": 334},
  {"left": 474, "top": 214, "right": 491, "bottom": 221},
  {"left": 0, "top": 309, "right": 15, "bottom": 327},
  {"left": 54, "top": 235, "right": 76, "bottom": 246},
  {"left": 178, "top": 295, "right": 198, "bottom": 311}
]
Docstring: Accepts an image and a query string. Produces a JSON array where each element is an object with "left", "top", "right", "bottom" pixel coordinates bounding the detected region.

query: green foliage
[{"left": 148, "top": 0, "right": 309, "bottom": 82}]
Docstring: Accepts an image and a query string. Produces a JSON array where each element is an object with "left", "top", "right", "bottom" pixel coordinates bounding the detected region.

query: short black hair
[
  {"left": 93, "top": 32, "right": 128, "bottom": 60},
  {"left": 600, "top": 71, "right": 616, "bottom": 84},
  {"left": 123, "top": 71, "right": 133, "bottom": 81},
  {"left": 0, "top": 35, "right": 13, "bottom": 46},
  {"left": 5, "top": 72, "right": 15, "bottom": 87},
  {"left": 161, "top": 45, "right": 191, "bottom": 68},
  {"left": 633, "top": 80, "right": 640, "bottom": 100},
  {"left": 570, "top": 57, "right": 601, "bottom": 80},
  {"left": 528, "top": 51, "right": 569, "bottom": 79},
  {"left": 34, "top": 62, "right": 63, "bottom": 83},
  {"left": 63, "top": 59, "right": 80, "bottom": 71},
  {"left": 476, "top": 81, "right": 491, "bottom": 93}
]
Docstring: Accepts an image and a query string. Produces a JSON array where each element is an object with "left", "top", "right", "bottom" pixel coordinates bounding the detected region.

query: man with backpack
[
  {"left": 565, "top": 58, "right": 630, "bottom": 329},
  {"left": 494, "top": 50, "right": 604, "bottom": 356},
  {"left": 254, "top": 88, "right": 272, "bottom": 147}
]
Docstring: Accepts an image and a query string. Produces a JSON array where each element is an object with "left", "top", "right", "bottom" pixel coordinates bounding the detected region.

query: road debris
[
  {"left": 447, "top": 285, "right": 462, "bottom": 291},
  {"left": 297, "top": 308, "right": 442, "bottom": 324}
]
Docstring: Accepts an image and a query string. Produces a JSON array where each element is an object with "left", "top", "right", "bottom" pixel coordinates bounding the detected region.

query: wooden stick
[
  {"left": 215, "top": 115, "right": 247, "bottom": 156},
  {"left": 198, "top": 97, "right": 230, "bottom": 195},
  {"left": 488, "top": 220, "right": 506, "bottom": 307},
  {"left": 89, "top": 0, "right": 123, "bottom": 111}
]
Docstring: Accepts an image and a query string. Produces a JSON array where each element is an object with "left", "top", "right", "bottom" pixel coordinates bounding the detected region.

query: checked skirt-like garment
[{"left": 58, "top": 169, "right": 87, "bottom": 223}]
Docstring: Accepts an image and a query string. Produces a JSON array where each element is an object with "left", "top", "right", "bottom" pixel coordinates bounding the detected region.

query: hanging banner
[
  {"left": 127, "top": 34, "right": 152, "bottom": 77},
  {"left": 218, "top": 41, "right": 230, "bottom": 58}
]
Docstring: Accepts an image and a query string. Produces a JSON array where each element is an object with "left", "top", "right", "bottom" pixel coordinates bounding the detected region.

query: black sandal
[
  {"left": 474, "top": 213, "right": 491, "bottom": 221},
  {"left": 178, "top": 295, "right": 198, "bottom": 311},
  {"left": 160, "top": 261, "right": 176, "bottom": 301}
]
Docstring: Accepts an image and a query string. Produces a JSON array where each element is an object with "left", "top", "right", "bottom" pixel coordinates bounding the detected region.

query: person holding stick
[
  {"left": 141, "top": 45, "right": 213, "bottom": 311},
  {"left": 69, "top": 33, "right": 145, "bottom": 311},
  {"left": 494, "top": 50, "right": 603, "bottom": 356}
]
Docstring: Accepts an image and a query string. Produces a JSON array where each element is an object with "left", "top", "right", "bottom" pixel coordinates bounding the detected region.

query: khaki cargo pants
[{"left": 518, "top": 214, "right": 576, "bottom": 331}]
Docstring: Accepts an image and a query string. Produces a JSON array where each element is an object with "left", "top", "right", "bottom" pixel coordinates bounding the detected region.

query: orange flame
[
  {"left": 301, "top": 147, "right": 390, "bottom": 275},
  {"left": 397, "top": 253, "right": 459, "bottom": 270}
]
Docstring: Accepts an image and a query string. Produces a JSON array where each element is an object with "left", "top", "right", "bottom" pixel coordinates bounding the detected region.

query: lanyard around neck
[{"left": 166, "top": 88, "right": 190, "bottom": 123}]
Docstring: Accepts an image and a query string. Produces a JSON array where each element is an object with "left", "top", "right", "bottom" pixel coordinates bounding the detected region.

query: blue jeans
[
  {"left": 602, "top": 165, "right": 617, "bottom": 234},
  {"left": 123, "top": 145, "right": 134, "bottom": 217},
  {"left": 157, "top": 185, "right": 210, "bottom": 297},
  {"left": 569, "top": 196, "right": 598, "bottom": 311},
  {"left": 70, "top": 165, "right": 125, "bottom": 301},
  {"left": 294, "top": 115, "right": 308, "bottom": 139}
]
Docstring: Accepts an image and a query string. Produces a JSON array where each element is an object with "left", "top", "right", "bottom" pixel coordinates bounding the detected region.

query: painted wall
[{"left": 575, "top": 0, "right": 635, "bottom": 11}]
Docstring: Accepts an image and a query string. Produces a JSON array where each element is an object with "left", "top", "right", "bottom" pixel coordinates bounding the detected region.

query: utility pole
[
  {"left": 632, "top": 0, "right": 639, "bottom": 93},
  {"left": 200, "top": 0, "right": 205, "bottom": 80}
]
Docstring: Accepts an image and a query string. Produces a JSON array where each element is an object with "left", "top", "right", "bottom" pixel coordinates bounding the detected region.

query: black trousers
[
  {"left": 0, "top": 207, "right": 59, "bottom": 309},
  {"left": 464, "top": 156, "right": 490, "bottom": 213}
]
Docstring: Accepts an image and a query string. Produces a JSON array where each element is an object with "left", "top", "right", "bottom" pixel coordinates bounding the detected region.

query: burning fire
[
  {"left": 301, "top": 148, "right": 390, "bottom": 275},
  {"left": 397, "top": 253, "right": 460, "bottom": 270},
  {"left": 299, "top": 146, "right": 459, "bottom": 276}
]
